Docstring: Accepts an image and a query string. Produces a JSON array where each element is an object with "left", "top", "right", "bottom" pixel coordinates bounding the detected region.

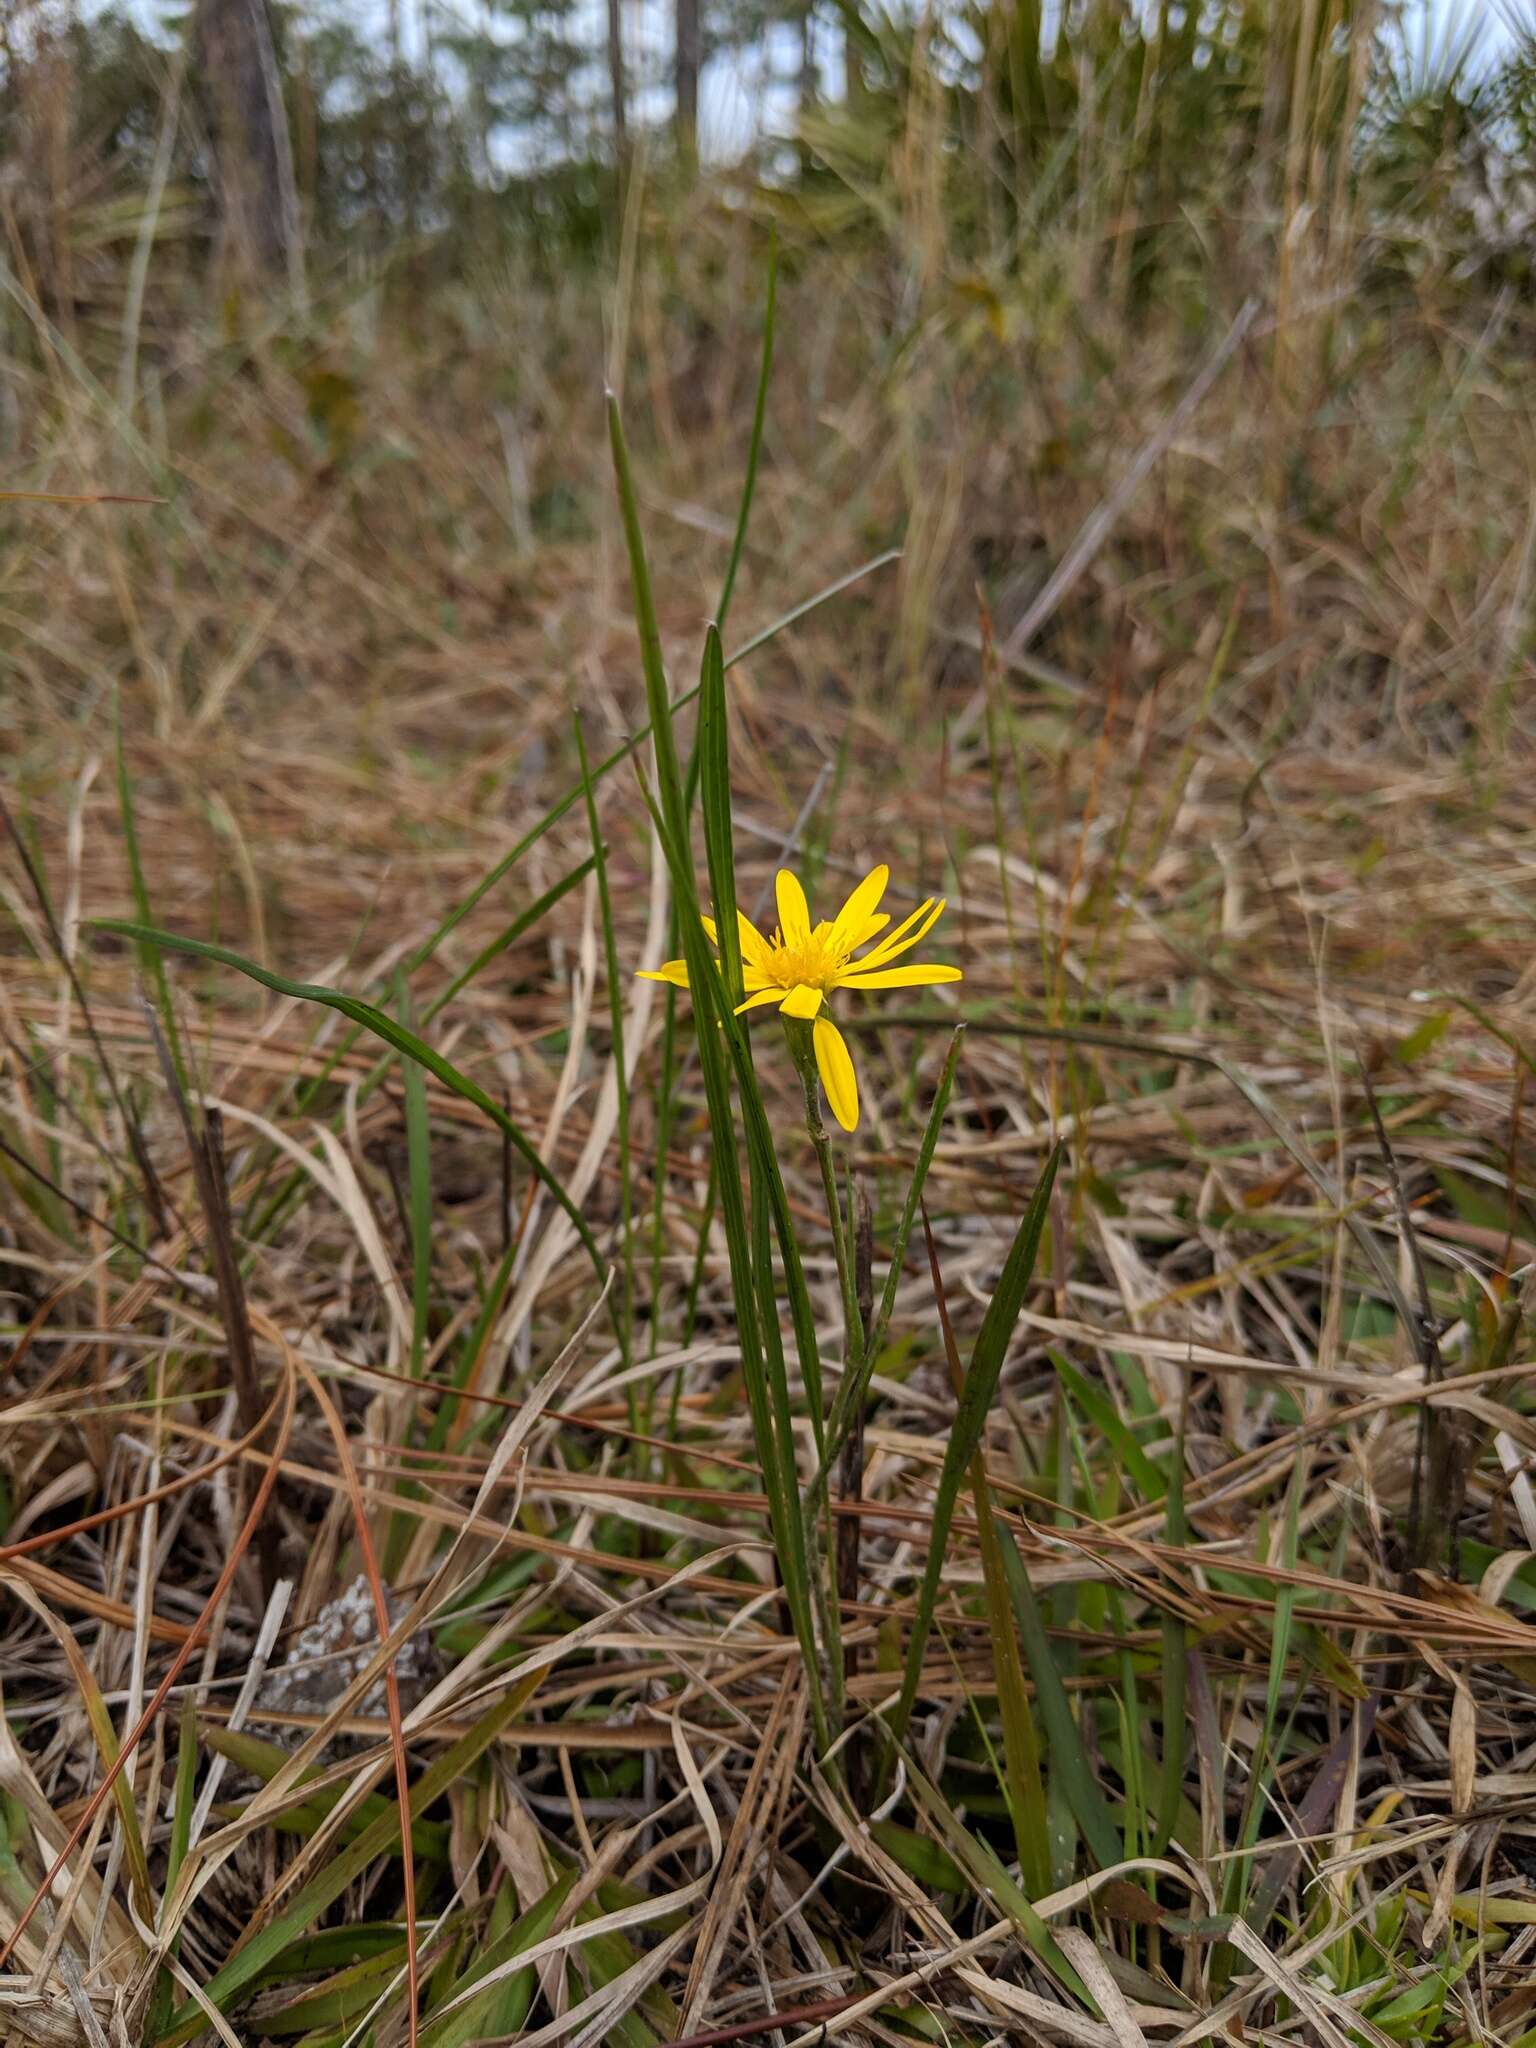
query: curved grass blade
[
  {"left": 419, "top": 1871, "right": 577, "bottom": 2048},
  {"left": 89, "top": 920, "right": 608, "bottom": 1290}
]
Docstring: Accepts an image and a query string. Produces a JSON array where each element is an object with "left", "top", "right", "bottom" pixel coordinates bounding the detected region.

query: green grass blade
[
  {"left": 89, "top": 920, "right": 609, "bottom": 1293},
  {"left": 420, "top": 1871, "right": 577, "bottom": 2048},
  {"left": 922, "top": 1202, "right": 1051, "bottom": 1896},
  {"left": 716, "top": 230, "right": 776, "bottom": 634},
  {"left": 157, "top": 1687, "right": 535, "bottom": 2043},
  {"left": 886, "top": 1141, "right": 1063, "bottom": 1755},
  {"left": 164, "top": 1697, "right": 197, "bottom": 1908},
  {"left": 995, "top": 1517, "right": 1123, "bottom": 1872},
  {"left": 423, "top": 1237, "right": 520, "bottom": 1454},
  {"left": 577, "top": 715, "right": 634, "bottom": 1386},
  {"left": 400, "top": 973, "right": 433, "bottom": 1383},
  {"left": 632, "top": 769, "right": 827, "bottom": 1745},
  {"left": 722, "top": 546, "right": 901, "bottom": 669},
  {"left": 1154, "top": 1404, "right": 1189, "bottom": 1856},
  {"left": 1225, "top": 1451, "right": 1306, "bottom": 1923},
  {"left": 822, "top": 1025, "right": 965, "bottom": 1469},
  {"left": 146, "top": 1696, "right": 201, "bottom": 2040},
  {"left": 1049, "top": 1353, "right": 1166, "bottom": 1503},
  {"left": 608, "top": 392, "right": 686, "bottom": 853},
  {"left": 114, "top": 688, "right": 184, "bottom": 1088},
  {"left": 693, "top": 618, "right": 825, "bottom": 1443},
  {"left": 420, "top": 857, "right": 596, "bottom": 1027},
  {"left": 611, "top": 399, "right": 829, "bottom": 1748},
  {"left": 902, "top": 1749, "right": 1088, "bottom": 1999},
  {"left": 697, "top": 625, "right": 743, "bottom": 1007}
]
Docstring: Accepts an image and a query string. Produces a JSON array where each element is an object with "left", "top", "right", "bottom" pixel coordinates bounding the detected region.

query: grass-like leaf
[
  {"left": 995, "top": 1518, "right": 1123, "bottom": 1873},
  {"left": 885, "top": 1140, "right": 1063, "bottom": 1757},
  {"left": 88, "top": 920, "right": 609, "bottom": 1291},
  {"left": 609, "top": 393, "right": 831, "bottom": 1751},
  {"left": 156, "top": 1680, "right": 543, "bottom": 2043}
]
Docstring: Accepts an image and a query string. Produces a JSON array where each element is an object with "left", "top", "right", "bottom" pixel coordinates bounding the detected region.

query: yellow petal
[
  {"left": 849, "top": 897, "right": 946, "bottom": 973},
  {"left": 705, "top": 910, "right": 771, "bottom": 972},
  {"left": 778, "top": 983, "right": 824, "bottom": 1019},
  {"left": 775, "top": 869, "right": 811, "bottom": 946},
  {"left": 835, "top": 963, "right": 963, "bottom": 991},
  {"left": 637, "top": 960, "right": 690, "bottom": 987},
  {"left": 848, "top": 897, "right": 932, "bottom": 966},
  {"left": 848, "top": 911, "right": 890, "bottom": 948},
  {"left": 813, "top": 1016, "right": 859, "bottom": 1132},
  {"left": 830, "top": 864, "right": 889, "bottom": 951},
  {"left": 736, "top": 911, "right": 771, "bottom": 970},
  {"left": 735, "top": 987, "right": 786, "bottom": 1016}
]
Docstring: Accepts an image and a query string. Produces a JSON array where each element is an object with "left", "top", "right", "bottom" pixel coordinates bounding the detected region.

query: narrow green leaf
[
  {"left": 420, "top": 1871, "right": 577, "bottom": 2048},
  {"left": 1154, "top": 1407, "right": 1188, "bottom": 1856},
  {"left": 903, "top": 1750, "right": 1089, "bottom": 2000},
  {"left": 613, "top": 421, "right": 828, "bottom": 1750},
  {"left": 147, "top": 1696, "right": 201, "bottom": 2040},
  {"left": 401, "top": 973, "right": 433, "bottom": 1382},
  {"left": 114, "top": 688, "right": 184, "bottom": 1086},
  {"left": 157, "top": 1686, "right": 537, "bottom": 2042},
  {"left": 886, "top": 1143, "right": 1063, "bottom": 1754},
  {"left": 90, "top": 921, "right": 608, "bottom": 1295},
  {"left": 995, "top": 1519, "right": 1122, "bottom": 1873},
  {"left": 698, "top": 625, "right": 743, "bottom": 1008},
  {"left": 921, "top": 1198, "right": 1050, "bottom": 1896},
  {"left": 1225, "top": 1452, "right": 1306, "bottom": 1922},
  {"left": 822, "top": 1026, "right": 965, "bottom": 1469},
  {"left": 1050, "top": 1353, "right": 1166, "bottom": 1503},
  {"left": 577, "top": 716, "right": 634, "bottom": 1385},
  {"left": 867, "top": 1819, "right": 964, "bottom": 1893},
  {"left": 248, "top": 1948, "right": 406, "bottom": 2035},
  {"left": 716, "top": 231, "right": 776, "bottom": 633},
  {"left": 200, "top": 1726, "right": 449, "bottom": 1855}
]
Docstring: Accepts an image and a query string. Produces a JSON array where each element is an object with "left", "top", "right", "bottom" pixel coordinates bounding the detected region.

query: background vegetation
[{"left": 4, "top": 2, "right": 1536, "bottom": 2045}]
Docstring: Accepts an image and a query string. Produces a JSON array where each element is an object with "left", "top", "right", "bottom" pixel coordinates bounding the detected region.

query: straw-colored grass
[{"left": 2, "top": 93, "right": 1536, "bottom": 2048}]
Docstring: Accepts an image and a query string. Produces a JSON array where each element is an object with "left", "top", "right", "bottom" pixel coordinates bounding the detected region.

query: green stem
[{"left": 784, "top": 1017, "right": 861, "bottom": 1763}]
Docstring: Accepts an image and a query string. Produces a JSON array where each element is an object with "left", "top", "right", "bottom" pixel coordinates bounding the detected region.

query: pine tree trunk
[
  {"left": 198, "top": 0, "right": 304, "bottom": 290},
  {"left": 675, "top": 0, "right": 699, "bottom": 161}
]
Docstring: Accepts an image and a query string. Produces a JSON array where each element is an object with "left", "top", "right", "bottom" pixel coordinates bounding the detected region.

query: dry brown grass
[{"left": 2, "top": 183, "right": 1536, "bottom": 2048}]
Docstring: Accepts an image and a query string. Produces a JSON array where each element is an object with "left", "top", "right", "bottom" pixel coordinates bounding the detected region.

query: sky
[{"left": 90, "top": 0, "right": 1536, "bottom": 167}]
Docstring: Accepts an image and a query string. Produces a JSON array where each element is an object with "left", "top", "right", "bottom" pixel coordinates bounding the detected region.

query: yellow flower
[{"left": 639, "top": 864, "right": 961, "bottom": 1134}]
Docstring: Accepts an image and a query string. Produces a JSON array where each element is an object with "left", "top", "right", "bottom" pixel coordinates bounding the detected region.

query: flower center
[{"left": 764, "top": 927, "right": 846, "bottom": 991}]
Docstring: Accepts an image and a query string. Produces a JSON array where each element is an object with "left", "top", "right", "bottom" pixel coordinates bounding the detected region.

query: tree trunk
[
  {"left": 675, "top": 0, "right": 699, "bottom": 161},
  {"left": 198, "top": 0, "right": 304, "bottom": 292},
  {"left": 607, "top": 0, "right": 629, "bottom": 161}
]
